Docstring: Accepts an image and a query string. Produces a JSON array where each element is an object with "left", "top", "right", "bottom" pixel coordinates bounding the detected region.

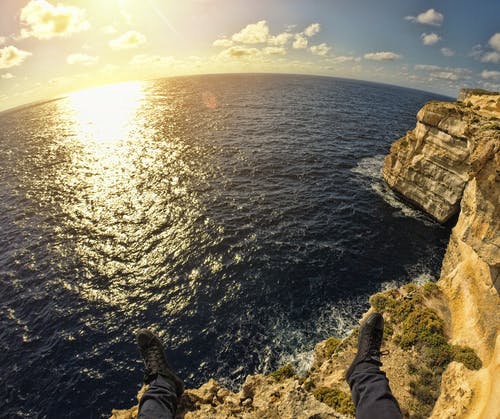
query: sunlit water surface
[{"left": 0, "top": 75, "right": 451, "bottom": 418}]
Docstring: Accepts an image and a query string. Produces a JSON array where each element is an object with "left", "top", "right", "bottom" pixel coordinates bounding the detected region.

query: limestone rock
[
  {"left": 180, "top": 374, "right": 344, "bottom": 419},
  {"left": 435, "top": 144, "right": 499, "bottom": 418},
  {"left": 383, "top": 90, "right": 500, "bottom": 223},
  {"left": 384, "top": 88, "right": 499, "bottom": 418},
  {"left": 431, "top": 362, "right": 473, "bottom": 418}
]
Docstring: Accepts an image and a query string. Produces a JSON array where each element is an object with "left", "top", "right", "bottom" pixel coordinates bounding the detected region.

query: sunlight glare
[{"left": 66, "top": 81, "right": 145, "bottom": 145}]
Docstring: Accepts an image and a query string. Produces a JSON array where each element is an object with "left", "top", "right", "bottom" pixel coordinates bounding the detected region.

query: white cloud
[
  {"left": 430, "top": 71, "right": 459, "bottom": 81},
  {"left": 470, "top": 43, "right": 500, "bottom": 63},
  {"left": 421, "top": 33, "right": 441, "bottom": 46},
  {"left": 481, "top": 70, "right": 500, "bottom": 80},
  {"left": 470, "top": 44, "right": 483, "bottom": 60},
  {"left": 66, "top": 53, "right": 98, "bottom": 66},
  {"left": 1, "top": 73, "right": 14, "bottom": 79},
  {"left": 440, "top": 47, "right": 455, "bottom": 57},
  {"left": 213, "top": 38, "right": 233, "bottom": 48},
  {"left": 219, "top": 45, "right": 261, "bottom": 59},
  {"left": 415, "top": 64, "right": 442, "bottom": 71},
  {"left": 109, "top": 31, "right": 147, "bottom": 50},
  {"left": 0, "top": 46, "right": 32, "bottom": 69},
  {"left": 310, "top": 43, "right": 331, "bottom": 56},
  {"left": 481, "top": 51, "right": 500, "bottom": 64},
  {"left": 479, "top": 80, "right": 500, "bottom": 92},
  {"left": 331, "top": 55, "right": 360, "bottom": 63},
  {"left": 364, "top": 51, "right": 401, "bottom": 61},
  {"left": 472, "top": 37, "right": 500, "bottom": 63},
  {"left": 405, "top": 9, "right": 444, "bottom": 26},
  {"left": 232, "top": 20, "right": 269, "bottom": 44},
  {"left": 416, "top": 65, "right": 472, "bottom": 80},
  {"left": 293, "top": 34, "right": 308, "bottom": 49},
  {"left": 268, "top": 32, "right": 293, "bottom": 46},
  {"left": 263, "top": 46, "right": 286, "bottom": 55},
  {"left": 304, "top": 23, "right": 321, "bottom": 37},
  {"left": 0, "top": 36, "right": 6, "bottom": 45},
  {"left": 489, "top": 33, "right": 500, "bottom": 52},
  {"left": 20, "top": 0, "right": 90, "bottom": 40}
]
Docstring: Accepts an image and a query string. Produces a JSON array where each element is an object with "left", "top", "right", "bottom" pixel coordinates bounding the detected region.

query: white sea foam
[
  {"left": 278, "top": 349, "right": 315, "bottom": 376},
  {"left": 379, "top": 279, "right": 399, "bottom": 292},
  {"left": 405, "top": 261, "right": 437, "bottom": 285},
  {"left": 350, "top": 154, "right": 386, "bottom": 180},
  {"left": 351, "top": 155, "right": 435, "bottom": 226},
  {"left": 379, "top": 262, "right": 437, "bottom": 292},
  {"left": 261, "top": 298, "right": 363, "bottom": 377}
]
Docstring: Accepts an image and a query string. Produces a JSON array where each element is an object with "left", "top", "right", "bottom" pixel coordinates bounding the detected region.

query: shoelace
[
  {"left": 367, "top": 348, "right": 389, "bottom": 362},
  {"left": 144, "top": 346, "right": 164, "bottom": 374},
  {"left": 366, "top": 333, "right": 387, "bottom": 361}
]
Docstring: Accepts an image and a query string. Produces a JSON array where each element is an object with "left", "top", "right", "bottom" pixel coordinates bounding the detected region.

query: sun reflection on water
[
  {"left": 54, "top": 81, "right": 213, "bottom": 311},
  {"left": 67, "top": 81, "right": 145, "bottom": 144}
]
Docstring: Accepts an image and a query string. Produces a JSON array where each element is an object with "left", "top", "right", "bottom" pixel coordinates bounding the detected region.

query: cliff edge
[
  {"left": 383, "top": 89, "right": 499, "bottom": 418},
  {"left": 111, "top": 90, "right": 499, "bottom": 419}
]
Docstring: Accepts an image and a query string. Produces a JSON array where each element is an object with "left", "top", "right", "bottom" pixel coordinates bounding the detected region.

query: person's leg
[
  {"left": 136, "top": 329, "right": 184, "bottom": 419},
  {"left": 138, "top": 375, "right": 178, "bottom": 419},
  {"left": 347, "top": 362, "right": 402, "bottom": 419},
  {"left": 345, "top": 313, "right": 402, "bottom": 419}
]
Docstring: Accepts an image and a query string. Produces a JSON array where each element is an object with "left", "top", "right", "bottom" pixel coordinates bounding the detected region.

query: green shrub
[
  {"left": 369, "top": 293, "right": 388, "bottom": 311},
  {"left": 404, "top": 283, "right": 418, "bottom": 294},
  {"left": 407, "top": 362, "right": 419, "bottom": 375},
  {"left": 383, "top": 321, "right": 394, "bottom": 339},
  {"left": 410, "top": 380, "right": 436, "bottom": 406},
  {"left": 398, "top": 306, "right": 446, "bottom": 350},
  {"left": 324, "top": 337, "right": 342, "bottom": 358},
  {"left": 391, "top": 298, "right": 417, "bottom": 323},
  {"left": 422, "top": 344, "right": 453, "bottom": 368},
  {"left": 378, "top": 283, "right": 459, "bottom": 416},
  {"left": 312, "top": 386, "right": 355, "bottom": 416},
  {"left": 269, "top": 364, "right": 296, "bottom": 382},
  {"left": 422, "top": 281, "right": 439, "bottom": 296},
  {"left": 451, "top": 346, "right": 482, "bottom": 370}
]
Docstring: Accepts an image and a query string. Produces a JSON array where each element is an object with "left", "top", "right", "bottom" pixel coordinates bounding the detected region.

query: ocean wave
[{"left": 351, "top": 155, "right": 436, "bottom": 226}]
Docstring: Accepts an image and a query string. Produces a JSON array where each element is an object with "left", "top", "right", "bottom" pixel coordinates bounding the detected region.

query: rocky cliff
[
  {"left": 382, "top": 89, "right": 499, "bottom": 223},
  {"left": 111, "top": 90, "right": 499, "bottom": 419},
  {"left": 383, "top": 89, "right": 499, "bottom": 418}
]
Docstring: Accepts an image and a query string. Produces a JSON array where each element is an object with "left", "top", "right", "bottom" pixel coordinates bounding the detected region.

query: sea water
[{"left": 0, "top": 74, "right": 451, "bottom": 417}]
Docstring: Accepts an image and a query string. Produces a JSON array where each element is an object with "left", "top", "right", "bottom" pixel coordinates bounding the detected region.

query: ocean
[{"left": 0, "top": 74, "right": 451, "bottom": 418}]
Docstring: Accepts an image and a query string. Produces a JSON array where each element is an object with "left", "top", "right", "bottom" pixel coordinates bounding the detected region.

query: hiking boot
[
  {"left": 136, "top": 329, "right": 184, "bottom": 396},
  {"left": 345, "top": 312, "right": 385, "bottom": 381}
]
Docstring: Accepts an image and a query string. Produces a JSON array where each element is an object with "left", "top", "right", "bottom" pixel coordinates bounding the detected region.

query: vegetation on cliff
[{"left": 370, "top": 283, "right": 481, "bottom": 418}]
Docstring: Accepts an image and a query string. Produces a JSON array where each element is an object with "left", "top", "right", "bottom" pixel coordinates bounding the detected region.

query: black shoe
[
  {"left": 345, "top": 312, "right": 385, "bottom": 381},
  {"left": 136, "top": 329, "right": 184, "bottom": 396}
]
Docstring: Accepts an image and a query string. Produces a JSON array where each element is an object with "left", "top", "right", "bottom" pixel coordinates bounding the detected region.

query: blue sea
[{"left": 0, "top": 74, "right": 451, "bottom": 418}]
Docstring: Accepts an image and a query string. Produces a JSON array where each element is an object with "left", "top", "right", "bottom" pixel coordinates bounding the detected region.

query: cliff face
[
  {"left": 382, "top": 90, "right": 499, "bottom": 223},
  {"left": 383, "top": 89, "right": 499, "bottom": 418}
]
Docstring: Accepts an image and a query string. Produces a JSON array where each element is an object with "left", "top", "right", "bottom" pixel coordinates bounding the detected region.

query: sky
[{"left": 1, "top": 0, "right": 500, "bottom": 111}]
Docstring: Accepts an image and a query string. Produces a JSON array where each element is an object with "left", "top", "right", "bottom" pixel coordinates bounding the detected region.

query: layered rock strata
[
  {"left": 382, "top": 90, "right": 499, "bottom": 223},
  {"left": 383, "top": 89, "right": 499, "bottom": 418}
]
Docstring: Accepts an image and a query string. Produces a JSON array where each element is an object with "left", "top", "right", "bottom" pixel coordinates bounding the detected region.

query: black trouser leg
[
  {"left": 347, "top": 362, "right": 402, "bottom": 419},
  {"left": 138, "top": 375, "right": 179, "bottom": 419}
]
